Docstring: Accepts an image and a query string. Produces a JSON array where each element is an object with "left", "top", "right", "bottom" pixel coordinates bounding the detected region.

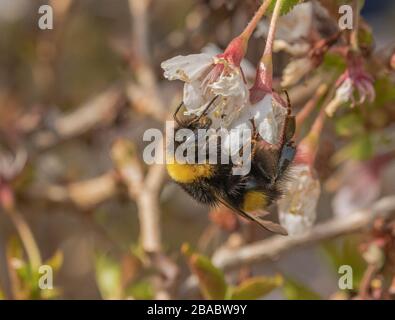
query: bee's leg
[
  {"left": 249, "top": 119, "right": 260, "bottom": 142},
  {"left": 274, "top": 91, "right": 296, "bottom": 178},
  {"left": 193, "top": 95, "right": 219, "bottom": 124},
  {"left": 251, "top": 92, "right": 296, "bottom": 183},
  {"left": 173, "top": 101, "right": 185, "bottom": 126},
  {"left": 278, "top": 90, "right": 295, "bottom": 148},
  {"left": 249, "top": 119, "right": 260, "bottom": 159}
]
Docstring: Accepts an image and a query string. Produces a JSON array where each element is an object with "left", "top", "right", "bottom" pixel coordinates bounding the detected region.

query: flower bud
[{"left": 326, "top": 54, "right": 375, "bottom": 116}]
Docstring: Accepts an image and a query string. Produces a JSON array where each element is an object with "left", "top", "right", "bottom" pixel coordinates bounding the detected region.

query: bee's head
[{"left": 173, "top": 96, "right": 218, "bottom": 129}]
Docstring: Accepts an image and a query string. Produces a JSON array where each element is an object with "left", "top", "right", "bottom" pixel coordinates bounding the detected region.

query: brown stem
[
  {"left": 263, "top": 0, "right": 283, "bottom": 58},
  {"left": 128, "top": 0, "right": 151, "bottom": 63},
  {"left": 298, "top": 80, "right": 337, "bottom": 164},
  {"left": 350, "top": 0, "right": 360, "bottom": 52},
  {"left": 295, "top": 84, "right": 328, "bottom": 137},
  {"left": 254, "top": 0, "right": 283, "bottom": 91},
  {"left": 240, "top": 0, "right": 272, "bottom": 41},
  {"left": 359, "top": 264, "right": 377, "bottom": 299}
]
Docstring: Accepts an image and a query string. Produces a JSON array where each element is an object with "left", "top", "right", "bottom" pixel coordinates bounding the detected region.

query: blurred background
[{"left": 0, "top": 0, "right": 394, "bottom": 300}]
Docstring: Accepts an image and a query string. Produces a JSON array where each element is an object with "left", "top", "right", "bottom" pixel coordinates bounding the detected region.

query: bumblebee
[
  {"left": 166, "top": 96, "right": 231, "bottom": 205},
  {"left": 221, "top": 93, "right": 296, "bottom": 234},
  {"left": 166, "top": 94, "right": 296, "bottom": 235}
]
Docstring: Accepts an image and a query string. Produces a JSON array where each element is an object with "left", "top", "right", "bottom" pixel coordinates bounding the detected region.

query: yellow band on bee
[
  {"left": 242, "top": 191, "right": 268, "bottom": 212},
  {"left": 166, "top": 160, "right": 214, "bottom": 183}
]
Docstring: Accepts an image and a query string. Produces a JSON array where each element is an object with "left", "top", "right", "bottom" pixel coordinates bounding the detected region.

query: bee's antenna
[{"left": 173, "top": 101, "right": 184, "bottom": 126}]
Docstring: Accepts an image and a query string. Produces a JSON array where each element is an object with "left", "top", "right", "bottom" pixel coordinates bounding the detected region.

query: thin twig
[
  {"left": 127, "top": 0, "right": 168, "bottom": 254},
  {"left": 136, "top": 139, "right": 166, "bottom": 253},
  {"left": 212, "top": 196, "right": 395, "bottom": 270},
  {"left": 359, "top": 264, "right": 378, "bottom": 299},
  {"left": 3, "top": 207, "right": 42, "bottom": 270},
  {"left": 350, "top": 0, "right": 360, "bottom": 52},
  {"left": 32, "top": 85, "right": 124, "bottom": 150},
  {"left": 295, "top": 84, "right": 328, "bottom": 136}
]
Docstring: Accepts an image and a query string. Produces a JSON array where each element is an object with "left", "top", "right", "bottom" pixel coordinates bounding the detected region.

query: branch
[
  {"left": 212, "top": 196, "right": 395, "bottom": 270},
  {"left": 127, "top": 0, "right": 168, "bottom": 254},
  {"left": 111, "top": 138, "right": 166, "bottom": 253},
  {"left": 67, "top": 172, "right": 119, "bottom": 208},
  {"left": 32, "top": 85, "right": 124, "bottom": 149},
  {"left": 127, "top": 0, "right": 167, "bottom": 123},
  {"left": 126, "top": 84, "right": 167, "bottom": 122},
  {"left": 137, "top": 140, "right": 166, "bottom": 253}
]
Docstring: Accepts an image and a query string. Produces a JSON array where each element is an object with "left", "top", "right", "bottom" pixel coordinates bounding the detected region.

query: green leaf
[
  {"left": 283, "top": 277, "right": 321, "bottom": 300},
  {"left": 6, "top": 237, "right": 43, "bottom": 299},
  {"left": 0, "top": 286, "right": 5, "bottom": 300},
  {"left": 358, "top": 24, "right": 373, "bottom": 49},
  {"left": 267, "top": 0, "right": 304, "bottom": 16},
  {"left": 7, "top": 236, "right": 24, "bottom": 260},
  {"left": 369, "top": 77, "right": 395, "bottom": 109},
  {"left": 95, "top": 254, "right": 122, "bottom": 299},
  {"left": 230, "top": 275, "right": 283, "bottom": 300},
  {"left": 333, "top": 134, "right": 373, "bottom": 164},
  {"left": 322, "top": 53, "right": 346, "bottom": 73},
  {"left": 335, "top": 113, "right": 364, "bottom": 137},
  {"left": 182, "top": 243, "right": 227, "bottom": 300},
  {"left": 44, "top": 250, "right": 63, "bottom": 272},
  {"left": 126, "top": 280, "right": 154, "bottom": 300},
  {"left": 321, "top": 236, "right": 367, "bottom": 289}
]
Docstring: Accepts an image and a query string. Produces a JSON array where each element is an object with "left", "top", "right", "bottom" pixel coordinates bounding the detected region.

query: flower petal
[
  {"left": 223, "top": 94, "right": 281, "bottom": 153},
  {"left": 209, "top": 69, "right": 248, "bottom": 98},
  {"left": 183, "top": 81, "right": 205, "bottom": 113},
  {"left": 161, "top": 53, "right": 213, "bottom": 82},
  {"left": 335, "top": 78, "right": 353, "bottom": 102},
  {"left": 278, "top": 164, "right": 320, "bottom": 236}
]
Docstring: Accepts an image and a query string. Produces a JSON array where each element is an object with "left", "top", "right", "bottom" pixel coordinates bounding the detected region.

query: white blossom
[
  {"left": 278, "top": 164, "right": 320, "bottom": 236},
  {"left": 325, "top": 60, "right": 375, "bottom": 117},
  {"left": 162, "top": 53, "right": 213, "bottom": 82},
  {"left": 161, "top": 53, "right": 249, "bottom": 128},
  {"left": 222, "top": 94, "right": 287, "bottom": 156}
]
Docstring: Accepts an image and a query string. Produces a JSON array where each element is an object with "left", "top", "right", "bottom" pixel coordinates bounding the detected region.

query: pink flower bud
[{"left": 326, "top": 54, "right": 375, "bottom": 116}]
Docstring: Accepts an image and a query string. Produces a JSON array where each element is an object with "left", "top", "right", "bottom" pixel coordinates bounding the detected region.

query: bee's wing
[
  {"left": 215, "top": 197, "right": 288, "bottom": 236},
  {"left": 248, "top": 213, "right": 288, "bottom": 235}
]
